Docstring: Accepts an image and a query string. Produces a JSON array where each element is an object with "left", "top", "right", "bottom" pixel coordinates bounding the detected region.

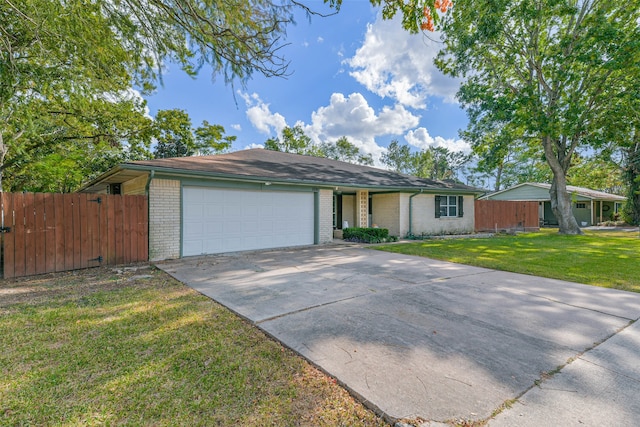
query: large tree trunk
[
  {"left": 543, "top": 137, "right": 583, "bottom": 234},
  {"left": 623, "top": 137, "right": 640, "bottom": 225}
]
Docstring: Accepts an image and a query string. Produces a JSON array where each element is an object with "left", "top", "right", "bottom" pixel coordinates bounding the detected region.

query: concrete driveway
[{"left": 157, "top": 245, "right": 640, "bottom": 425}]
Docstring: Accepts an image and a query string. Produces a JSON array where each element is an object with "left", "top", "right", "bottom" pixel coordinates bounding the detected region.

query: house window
[
  {"left": 435, "top": 195, "right": 464, "bottom": 218},
  {"left": 575, "top": 202, "right": 587, "bottom": 209}
]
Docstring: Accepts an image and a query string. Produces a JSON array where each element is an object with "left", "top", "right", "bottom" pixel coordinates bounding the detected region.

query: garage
[{"left": 182, "top": 186, "right": 315, "bottom": 256}]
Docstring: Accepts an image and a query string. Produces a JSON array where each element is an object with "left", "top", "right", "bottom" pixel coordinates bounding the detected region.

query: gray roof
[
  {"left": 87, "top": 149, "right": 481, "bottom": 193},
  {"left": 483, "top": 182, "right": 626, "bottom": 201}
]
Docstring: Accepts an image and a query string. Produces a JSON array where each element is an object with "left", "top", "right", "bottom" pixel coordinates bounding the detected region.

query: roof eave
[{"left": 120, "top": 163, "right": 483, "bottom": 194}]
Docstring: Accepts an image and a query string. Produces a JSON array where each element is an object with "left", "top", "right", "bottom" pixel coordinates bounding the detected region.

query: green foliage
[
  {"left": 622, "top": 141, "right": 640, "bottom": 225},
  {"left": 368, "top": 0, "right": 442, "bottom": 33},
  {"left": 153, "top": 109, "right": 196, "bottom": 158},
  {"left": 381, "top": 140, "right": 469, "bottom": 180},
  {"left": 418, "top": 0, "right": 640, "bottom": 234},
  {"left": 194, "top": 121, "right": 236, "bottom": 155},
  {"left": 265, "top": 127, "right": 373, "bottom": 165},
  {"left": 380, "top": 140, "right": 413, "bottom": 173},
  {"left": 343, "top": 227, "right": 397, "bottom": 243},
  {"left": 2, "top": 94, "right": 154, "bottom": 192},
  {"left": 568, "top": 155, "right": 624, "bottom": 195},
  {"left": 153, "top": 109, "right": 235, "bottom": 159},
  {"left": 466, "top": 131, "right": 552, "bottom": 191},
  {"left": 1, "top": 0, "right": 299, "bottom": 191},
  {"left": 320, "top": 136, "right": 374, "bottom": 165},
  {"left": 264, "top": 125, "right": 323, "bottom": 156}
]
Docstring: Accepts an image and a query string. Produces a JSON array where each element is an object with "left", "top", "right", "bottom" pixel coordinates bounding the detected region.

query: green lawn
[
  {"left": 375, "top": 229, "right": 640, "bottom": 293},
  {"left": 0, "top": 267, "right": 387, "bottom": 427}
]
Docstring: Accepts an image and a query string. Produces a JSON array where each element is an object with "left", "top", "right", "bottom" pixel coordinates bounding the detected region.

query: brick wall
[
  {"left": 149, "top": 179, "right": 181, "bottom": 261},
  {"left": 409, "top": 194, "right": 474, "bottom": 236},
  {"left": 371, "top": 193, "right": 401, "bottom": 236},
  {"left": 341, "top": 194, "right": 355, "bottom": 229},
  {"left": 318, "top": 189, "right": 334, "bottom": 244}
]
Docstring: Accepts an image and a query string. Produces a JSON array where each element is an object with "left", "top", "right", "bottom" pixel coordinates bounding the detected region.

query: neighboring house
[
  {"left": 481, "top": 182, "right": 626, "bottom": 226},
  {"left": 80, "top": 149, "right": 483, "bottom": 261}
]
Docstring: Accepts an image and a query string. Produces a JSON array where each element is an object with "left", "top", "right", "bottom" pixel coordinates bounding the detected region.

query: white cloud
[
  {"left": 104, "top": 88, "right": 151, "bottom": 119},
  {"left": 317, "top": 36, "right": 324, "bottom": 43},
  {"left": 230, "top": 123, "right": 242, "bottom": 131},
  {"left": 405, "top": 127, "right": 471, "bottom": 153},
  {"left": 239, "top": 90, "right": 466, "bottom": 167},
  {"left": 303, "top": 92, "right": 420, "bottom": 164},
  {"left": 240, "top": 92, "right": 287, "bottom": 135},
  {"left": 346, "top": 15, "right": 460, "bottom": 108},
  {"left": 244, "top": 143, "right": 264, "bottom": 149}
]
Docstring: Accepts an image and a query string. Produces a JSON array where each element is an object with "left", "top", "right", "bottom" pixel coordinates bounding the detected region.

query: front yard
[
  {"left": 376, "top": 229, "right": 640, "bottom": 293},
  {"left": 0, "top": 267, "right": 386, "bottom": 426}
]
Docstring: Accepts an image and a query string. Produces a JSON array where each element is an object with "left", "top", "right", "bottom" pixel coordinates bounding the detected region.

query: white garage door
[{"left": 182, "top": 186, "right": 315, "bottom": 256}]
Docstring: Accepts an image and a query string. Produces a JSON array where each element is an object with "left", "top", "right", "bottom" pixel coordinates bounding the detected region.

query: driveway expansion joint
[{"left": 506, "top": 288, "right": 637, "bottom": 322}]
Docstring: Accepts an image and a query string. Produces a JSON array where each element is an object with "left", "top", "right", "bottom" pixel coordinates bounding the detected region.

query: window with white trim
[
  {"left": 575, "top": 202, "right": 587, "bottom": 209},
  {"left": 435, "top": 195, "right": 464, "bottom": 218}
]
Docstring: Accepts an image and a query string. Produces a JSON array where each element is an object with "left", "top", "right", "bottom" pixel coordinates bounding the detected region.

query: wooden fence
[
  {"left": 475, "top": 200, "right": 540, "bottom": 232},
  {"left": 1, "top": 193, "right": 148, "bottom": 279}
]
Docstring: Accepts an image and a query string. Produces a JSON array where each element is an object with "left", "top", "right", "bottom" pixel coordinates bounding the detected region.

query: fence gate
[{"left": 1, "top": 193, "right": 148, "bottom": 279}]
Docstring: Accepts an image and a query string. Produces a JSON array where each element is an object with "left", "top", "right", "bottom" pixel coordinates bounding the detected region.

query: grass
[
  {"left": 375, "top": 229, "right": 640, "bottom": 293},
  {"left": 0, "top": 266, "right": 387, "bottom": 427}
]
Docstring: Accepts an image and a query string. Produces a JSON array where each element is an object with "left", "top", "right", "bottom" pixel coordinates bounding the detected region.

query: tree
[
  {"left": 153, "top": 109, "right": 235, "bottom": 158},
  {"left": 622, "top": 136, "right": 640, "bottom": 225},
  {"left": 398, "top": 0, "right": 640, "bottom": 234},
  {"left": 265, "top": 128, "right": 374, "bottom": 164},
  {"left": 429, "top": 146, "right": 468, "bottom": 181},
  {"left": 153, "top": 110, "right": 195, "bottom": 158},
  {"left": 194, "top": 121, "right": 236, "bottom": 155},
  {"left": 380, "top": 140, "right": 415, "bottom": 174},
  {"left": 467, "top": 135, "right": 552, "bottom": 191},
  {"left": 1, "top": 0, "right": 301, "bottom": 191},
  {"left": 568, "top": 155, "right": 624, "bottom": 195},
  {"left": 320, "top": 136, "right": 373, "bottom": 165},
  {"left": 264, "top": 125, "right": 324, "bottom": 156},
  {"left": 381, "top": 140, "right": 469, "bottom": 180},
  {"left": 1, "top": 94, "right": 154, "bottom": 192}
]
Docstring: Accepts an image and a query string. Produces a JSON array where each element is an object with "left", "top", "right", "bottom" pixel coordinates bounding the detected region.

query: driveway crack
[{"left": 255, "top": 293, "right": 370, "bottom": 324}]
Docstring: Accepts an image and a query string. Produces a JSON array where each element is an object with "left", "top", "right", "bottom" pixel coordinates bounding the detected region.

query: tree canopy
[
  {"left": 264, "top": 126, "right": 373, "bottom": 165},
  {"left": 402, "top": 0, "right": 640, "bottom": 233},
  {"left": 381, "top": 140, "right": 468, "bottom": 181},
  {"left": 0, "top": 0, "right": 302, "bottom": 191},
  {"left": 153, "top": 109, "right": 235, "bottom": 158},
  {"left": 320, "top": 137, "right": 374, "bottom": 166}
]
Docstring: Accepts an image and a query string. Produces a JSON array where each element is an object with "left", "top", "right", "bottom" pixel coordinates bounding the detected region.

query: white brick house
[{"left": 81, "top": 149, "right": 482, "bottom": 261}]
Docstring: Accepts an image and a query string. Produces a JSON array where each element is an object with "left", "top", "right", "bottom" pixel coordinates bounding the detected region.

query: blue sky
[{"left": 143, "top": 1, "right": 469, "bottom": 165}]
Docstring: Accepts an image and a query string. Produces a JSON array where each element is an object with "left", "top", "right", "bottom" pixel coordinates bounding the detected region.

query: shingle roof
[
  {"left": 123, "top": 148, "right": 481, "bottom": 192},
  {"left": 539, "top": 183, "right": 626, "bottom": 201},
  {"left": 483, "top": 182, "right": 626, "bottom": 201}
]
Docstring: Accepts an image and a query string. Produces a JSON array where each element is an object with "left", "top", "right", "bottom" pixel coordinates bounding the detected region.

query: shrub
[{"left": 343, "top": 227, "right": 397, "bottom": 243}]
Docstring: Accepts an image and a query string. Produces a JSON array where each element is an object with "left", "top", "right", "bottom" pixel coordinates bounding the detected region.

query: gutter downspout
[
  {"left": 144, "top": 170, "right": 155, "bottom": 195},
  {"left": 144, "top": 170, "right": 155, "bottom": 261},
  {"left": 408, "top": 189, "right": 423, "bottom": 236}
]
